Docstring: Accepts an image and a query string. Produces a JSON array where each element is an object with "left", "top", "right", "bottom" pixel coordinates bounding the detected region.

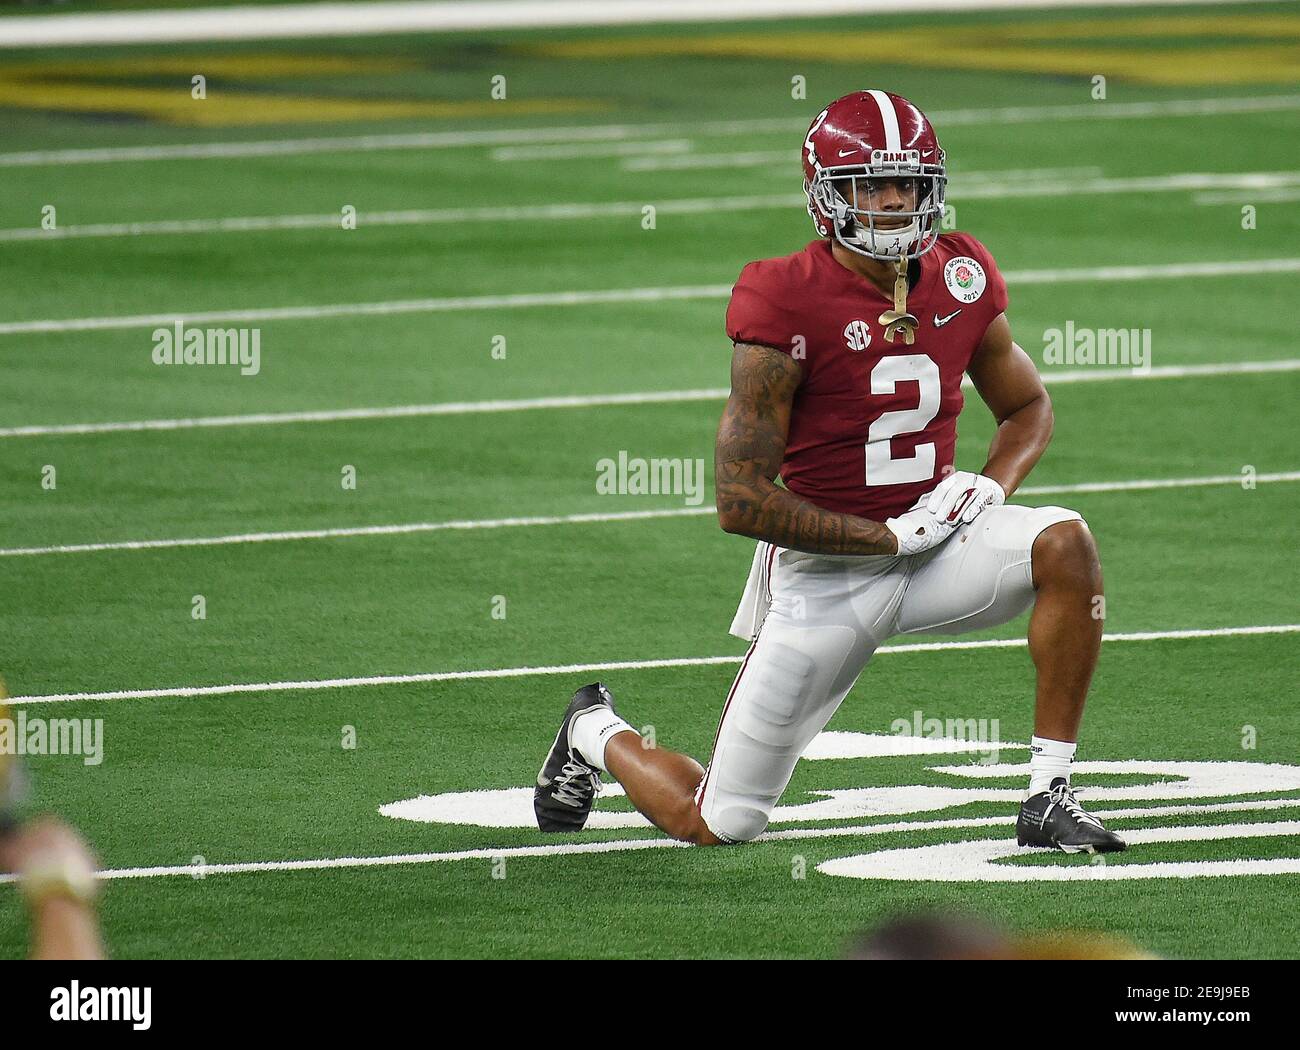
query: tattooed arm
[{"left": 714, "top": 342, "right": 899, "bottom": 555}]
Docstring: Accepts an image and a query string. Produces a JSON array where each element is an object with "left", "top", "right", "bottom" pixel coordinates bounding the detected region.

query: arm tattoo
[{"left": 714, "top": 343, "right": 897, "bottom": 556}]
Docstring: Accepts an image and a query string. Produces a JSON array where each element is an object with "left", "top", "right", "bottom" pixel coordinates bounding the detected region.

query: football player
[{"left": 535, "top": 90, "right": 1125, "bottom": 854}]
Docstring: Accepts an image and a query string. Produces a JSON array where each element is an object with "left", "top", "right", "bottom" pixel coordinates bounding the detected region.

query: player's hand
[
  {"left": 0, "top": 816, "right": 97, "bottom": 879},
  {"left": 885, "top": 505, "right": 957, "bottom": 556},
  {"left": 926, "top": 470, "right": 1005, "bottom": 525}
]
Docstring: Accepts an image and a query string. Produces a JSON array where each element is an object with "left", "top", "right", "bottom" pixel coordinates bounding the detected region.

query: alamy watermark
[
  {"left": 595, "top": 451, "right": 706, "bottom": 506},
  {"left": 891, "top": 708, "right": 1002, "bottom": 763},
  {"left": 152, "top": 321, "right": 261, "bottom": 376},
  {"left": 0, "top": 711, "right": 103, "bottom": 766},
  {"left": 1043, "top": 321, "right": 1150, "bottom": 371}
]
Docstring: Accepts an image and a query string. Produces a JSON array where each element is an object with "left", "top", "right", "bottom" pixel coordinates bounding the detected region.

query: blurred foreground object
[
  {"left": 0, "top": 694, "right": 25, "bottom": 836},
  {"left": 846, "top": 913, "right": 1153, "bottom": 960},
  {"left": 1, "top": 816, "right": 106, "bottom": 960},
  {"left": 1, "top": 691, "right": 105, "bottom": 960}
]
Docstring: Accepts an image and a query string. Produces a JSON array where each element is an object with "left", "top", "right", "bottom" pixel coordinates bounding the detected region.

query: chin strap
[{"left": 877, "top": 255, "right": 918, "bottom": 344}]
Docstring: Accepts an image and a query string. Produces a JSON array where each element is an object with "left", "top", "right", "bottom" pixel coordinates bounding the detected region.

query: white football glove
[
  {"left": 926, "top": 471, "right": 1005, "bottom": 526},
  {"left": 885, "top": 504, "right": 957, "bottom": 556}
]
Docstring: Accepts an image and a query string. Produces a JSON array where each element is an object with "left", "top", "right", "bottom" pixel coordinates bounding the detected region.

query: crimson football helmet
[{"left": 803, "top": 90, "right": 947, "bottom": 261}]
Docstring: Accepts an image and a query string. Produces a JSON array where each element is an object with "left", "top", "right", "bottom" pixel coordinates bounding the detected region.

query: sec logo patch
[
  {"left": 843, "top": 319, "right": 872, "bottom": 352},
  {"left": 944, "top": 256, "right": 986, "bottom": 304}
]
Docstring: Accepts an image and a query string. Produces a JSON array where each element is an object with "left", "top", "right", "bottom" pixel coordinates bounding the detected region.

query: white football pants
[{"left": 694, "top": 503, "right": 1084, "bottom": 844}]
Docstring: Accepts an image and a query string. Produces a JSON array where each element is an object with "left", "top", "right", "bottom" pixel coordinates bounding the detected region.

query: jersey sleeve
[
  {"left": 967, "top": 235, "right": 1009, "bottom": 315},
  {"left": 725, "top": 262, "right": 801, "bottom": 355}
]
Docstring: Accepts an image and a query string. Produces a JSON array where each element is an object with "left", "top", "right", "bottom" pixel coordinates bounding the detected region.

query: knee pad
[
  {"left": 734, "top": 639, "right": 813, "bottom": 749},
  {"left": 704, "top": 802, "right": 770, "bottom": 844},
  {"left": 702, "top": 623, "right": 861, "bottom": 844},
  {"left": 733, "top": 625, "right": 858, "bottom": 749}
]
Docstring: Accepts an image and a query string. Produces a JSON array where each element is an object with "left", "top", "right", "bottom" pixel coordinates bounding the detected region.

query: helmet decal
[
  {"left": 864, "top": 89, "right": 902, "bottom": 151},
  {"left": 803, "top": 107, "right": 828, "bottom": 173}
]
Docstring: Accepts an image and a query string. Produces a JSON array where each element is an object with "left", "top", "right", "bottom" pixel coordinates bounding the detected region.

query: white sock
[
  {"left": 1027, "top": 735, "right": 1076, "bottom": 797},
  {"left": 570, "top": 707, "right": 636, "bottom": 773}
]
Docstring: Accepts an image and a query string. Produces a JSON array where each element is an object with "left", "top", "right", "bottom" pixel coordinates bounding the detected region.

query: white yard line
[
  {"left": 2, "top": 359, "right": 1297, "bottom": 440},
  {"left": 0, "top": 122, "right": 803, "bottom": 168},
  {"left": 2, "top": 797, "right": 1294, "bottom": 885},
  {"left": 5, "top": 624, "right": 1297, "bottom": 706},
  {"left": 1, "top": 472, "right": 1295, "bottom": 561},
  {"left": 956, "top": 171, "right": 1300, "bottom": 201},
  {"left": 1, "top": 95, "right": 1296, "bottom": 167},
  {"left": 0, "top": 194, "right": 801, "bottom": 243},
  {"left": 0, "top": 283, "right": 735, "bottom": 334},
  {"left": 0, "top": 0, "right": 1260, "bottom": 49},
  {"left": 0, "top": 388, "right": 735, "bottom": 438},
  {"left": 0, "top": 472, "right": 1294, "bottom": 560},
  {"left": 3, "top": 258, "right": 1299, "bottom": 335},
  {"left": 1196, "top": 187, "right": 1300, "bottom": 206},
  {"left": 491, "top": 139, "right": 693, "bottom": 161},
  {"left": 1032, "top": 360, "right": 1300, "bottom": 383},
  {"left": 2, "top": 172, "right": 1289, "bottom": 242},
  {"left": 622, "top": 149, "right": 795, "bottom": 171},
  {"left": 0, "top": 506, "right": 718, "bottom": 559},
  {"left": 1020, "top": 472, "right": 1299, "bottom": 495}
]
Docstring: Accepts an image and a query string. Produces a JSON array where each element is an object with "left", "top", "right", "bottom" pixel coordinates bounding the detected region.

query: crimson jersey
[{"left": 725, "top": 233, "right": 1008, "bottom": 522}]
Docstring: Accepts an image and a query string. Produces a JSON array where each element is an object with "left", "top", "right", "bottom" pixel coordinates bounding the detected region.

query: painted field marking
[
  {"left": 3, "top": 359, "right": 1295, "bottom": 439},
  {"left": 491, "top": 138, "right": 693, "bottom": 161},
  {"left": 3, "top": 258, "right": 1299, "bottom": 335},
  {"left": 0, "top": 797, "right": 1293, "bottom": 886},
  {"left": 0, "top": 0, "right": 1266, "bottom": 50},
  {"left": 5, "top": 624, "right": 1298, "bottom": 705},
  {"left": 1, "top": 94, "right": 1296, "bottom": 167},
  {"left": 1, "top": 472, "right": 1295, "bottom": 560},
  {"left": 3, "top": 172, "right": 1293, "bottom": 242},
  {"left": 0, "top": 194, "right": 799, "bottom": 243},
  {"left": 0, "top": 472, "right": 1295, "bottom": 561},
  {"left": 818, "top": 820, "right": 1300, "bottom": 882},
  {"left": 1196, "top": 187, "right": 1300, "bottom": 205}
]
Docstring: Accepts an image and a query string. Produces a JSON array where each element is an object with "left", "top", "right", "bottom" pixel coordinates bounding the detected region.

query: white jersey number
[{"left": 865, "top": 354, "right": 940, "bottom": 486}]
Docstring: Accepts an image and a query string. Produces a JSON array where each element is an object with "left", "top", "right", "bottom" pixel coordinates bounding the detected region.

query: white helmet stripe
[{"left": 866, "top": 89, "right": 902, "bottom": 152}]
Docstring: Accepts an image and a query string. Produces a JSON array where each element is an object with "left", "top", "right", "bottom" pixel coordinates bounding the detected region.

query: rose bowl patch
[{"left": 944, "top": 255, "right": 987, "bottom": 304}]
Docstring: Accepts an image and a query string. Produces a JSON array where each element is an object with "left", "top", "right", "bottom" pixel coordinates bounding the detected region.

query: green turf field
[{"left": 0, "top": 1, "right": 1298, "bottom": 959}]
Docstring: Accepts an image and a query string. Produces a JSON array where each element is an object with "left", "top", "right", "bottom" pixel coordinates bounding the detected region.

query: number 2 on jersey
[{"left": 864, "top": 354, "right": 940, "bottom": 486}]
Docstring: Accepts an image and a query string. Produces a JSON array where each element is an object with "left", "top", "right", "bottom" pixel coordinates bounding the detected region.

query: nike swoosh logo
[
  {"left": 837, "top": 148, "right": 857, "bottom": 158},
  {"left": 934, "top": 309, "right": 961, "bottom": 327},
  {"left": 948, "top": 487, "right": 976, "bottom": 521}
]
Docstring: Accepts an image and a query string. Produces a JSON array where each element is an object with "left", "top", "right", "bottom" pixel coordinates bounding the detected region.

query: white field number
[
  {"left": 865, "top": 354, "right": 940, "bottom": 486},
  {"left": 380, "top": 732, "right": 1300, "bottom": 883}
]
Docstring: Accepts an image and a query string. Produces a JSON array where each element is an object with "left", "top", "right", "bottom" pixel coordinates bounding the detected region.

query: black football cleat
[
  {"left": 533, "top": 682, "right": 617, "bottom": 833},
  {"left": 1016, "top": 777, "right": 1127, "bottom": 854}
]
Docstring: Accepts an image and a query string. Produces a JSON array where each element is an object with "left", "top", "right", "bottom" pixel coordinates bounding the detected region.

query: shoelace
[
  {"left": 1046, "top": 781, "right": 1104, "bottom": 829},
  {"left": 551, "top": 759, "right": 601, "bottom": 809}
]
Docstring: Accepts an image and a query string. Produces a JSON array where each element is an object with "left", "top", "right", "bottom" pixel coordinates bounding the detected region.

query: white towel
[{"left": 728, "top": 541, "right": 777, "bottom": 641}]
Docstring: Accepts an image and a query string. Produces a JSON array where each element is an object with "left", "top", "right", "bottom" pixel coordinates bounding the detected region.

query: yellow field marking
[
  {"left": 996, "top": 14, "right": 1300, "bottom": 41},
  {"left": 0, "top": 52, "right": 605, "bottom": 126},
  {"left": 527, "top": 13, "right": 1300, "bottom": 86},
  {"left": 0, "top": 80, "right": 603, "bottom": 126}
]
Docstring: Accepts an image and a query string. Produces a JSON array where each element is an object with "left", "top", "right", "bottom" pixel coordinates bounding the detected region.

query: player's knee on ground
[
  {"left": 702, "top": 801, "right": 769, "bottom": 844},
  {"left": 1031, "top": 515, "right": 1100, "bottom": 592},
  {"left": 656, "top": 794, "right": 726, "bottom": 846}
]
